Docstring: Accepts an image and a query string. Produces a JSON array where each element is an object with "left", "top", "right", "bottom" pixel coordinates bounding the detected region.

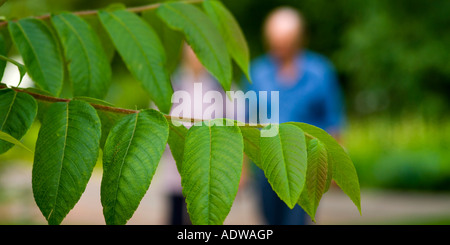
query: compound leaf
[
  {"left": 203, "top": 0, "right": 251, "bottom": 81},
  {"left": 52, "top": 13, "right": 111, "bottom": 99},
  {"left": 0, "top": 89, "right": 37, "bottom": 154},
  {"left": 298, "top": 138, "right": 328, "bottom": 222},
  {"left": 33, "top": 100, "right": 101, "bottom": 225},
  {"left": 98, "top": 10, "right": 173, "bottom": 114},
  {"left": 157, "top": 2, "right": 232, "bottom": 91},
  {"left": 260, "top": 124, "right": 307, "bottom": 209},
  {"left": 287, "top": 122, "right": 361, "bottom": 213},
  {"left": 9, "top": 18, "right": 64, "bottom": 96},
  {"left": 182, "top": 120, "right": 243, "bottom": 225},
  {"left": 101, "top": 109, "right": 168, "bottom": 225}
]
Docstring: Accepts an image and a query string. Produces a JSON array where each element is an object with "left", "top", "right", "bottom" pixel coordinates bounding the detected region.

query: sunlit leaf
[
  {"left": 260, "top": 124, "right": 308, "bottom": 208},
  {"left": 182, "top": 120, "right": 243, "bottom": 225},
  {"left": 288, "top": 122, "right": 361, "bottom": 213}
]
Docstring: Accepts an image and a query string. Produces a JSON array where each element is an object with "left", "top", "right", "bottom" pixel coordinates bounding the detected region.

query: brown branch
[
  {"left": 0, "top": 0, "right": 204, "bottom": 28},
  {"left": 0, "top": 84, "right": 269, "bottom": 128}
]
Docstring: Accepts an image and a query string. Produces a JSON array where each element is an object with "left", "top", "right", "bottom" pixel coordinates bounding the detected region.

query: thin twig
[
  {"left": 0, "top": 84, "right": 270, "bottom": 128},
  {"left": 0, "top": 0, "right": 204, "bottom": 28}
]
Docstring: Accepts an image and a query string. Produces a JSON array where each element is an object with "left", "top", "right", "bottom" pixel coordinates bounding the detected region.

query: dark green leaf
[
  {"left": 52, "top": 13, "right": 112, "bottom": 99},
  {"left": 181, "top": 120, "right": 244, "bottom": 225},
  {"left": 99, "top": 10, "right": 173, "bottom": 114},
  {"left": 203, "top": 0, "right": 251, "bottom": 81},
  {"left": 0, "top": 89, "right": 37, "bottom": 154},
  {"left": 260, "top": 124, "right": 308, "bottom": 208},
  {"left": 142, "top": 10, "right": 184, "bottom": 74},
  {"left": 287, "top": 122, "right": 361, "bottom": 213},
  {"left": 97, "top": 110, "right": 125, "bottom": 150},
  {"left": 33, "top": 100, "right": 101, "bottom": 225},
  {"left": 81, "top": 15, "right": 116, "bottom": 62},
  {"left": 157, "top": 2, "right": 232, "bottom": 91},
  {"left": 101, "top": 109, "right": 169, "bottom": 225},
  {"left": 9, "top": 18, "right": 64, "bottom": 96},
  {"left": 298, "top": 138, "right": 328, "bottom": 222}
]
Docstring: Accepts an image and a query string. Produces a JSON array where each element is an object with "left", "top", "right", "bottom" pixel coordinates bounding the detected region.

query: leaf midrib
[
  {"left": 48, "top": 103, "right": 70, "bottom": 221},
  {"left": 110, "top": 112, "right": 139, "bottom": 222}
]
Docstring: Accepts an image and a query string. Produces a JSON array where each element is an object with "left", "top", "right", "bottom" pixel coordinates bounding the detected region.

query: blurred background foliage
[{"left": 1, "top": 0, "right": 450, "bottom": 192}]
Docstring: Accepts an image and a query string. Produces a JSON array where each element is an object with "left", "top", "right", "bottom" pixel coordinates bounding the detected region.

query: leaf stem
[
  {"left": 0, "top": 0, "right": 204, "bottom": 28},
  {"left": 0, "top": 84, "right": 277, "bottom": 129}
]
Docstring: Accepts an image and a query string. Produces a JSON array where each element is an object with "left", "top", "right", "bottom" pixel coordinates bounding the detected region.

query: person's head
[{"left": 264, "top": 7, "right": 305, "bottom": 61}]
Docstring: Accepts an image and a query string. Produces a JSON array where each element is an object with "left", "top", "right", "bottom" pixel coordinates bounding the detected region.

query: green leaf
[
  {"left": 142, "top": 9, "right": 184, "bottom": 74},
  {"left": 260, "top": 124, "right": 308, "bottom": 209},
  {"left": 72, "top": 96, "right": 123, "bottom": 149},
  {"left": 19, "top": 87, "right": 53, "bottom": 123},
  {"left": 297, "top": 138, "right": 328, "bottom": 222},
  {"left": 82, "top": 15, "right": 116, "bottom": 62},
  {"left": 0, "top": 130, "right": 32, "bottom": 153},
  {"left": 168, "top": 120, "right": 188, "bottom": 173},
  {"left": 101, "top": 109, "right": 169, "bottom": 225},
  {"left": 239, "top": 126, "right": 261, "bottom": 168},
  {"left": 33, "top": 100, "right": 101, "bottom": 225},
  {"left": 0, "top": 89, "right": 37, "bottom": 154},
  {"left": 98, "top": 10, "right": 173, "bottom": 114},
  {"left": 0, "top": 54, "right": 27, "bottom": 85},
  {"left": 22, "top": 87, "right": 53, "bottom": 96},
  {"left": 287, "top": 122, "right": 361, "bottom": 213},
  {"left": 203, "top": 0, "right": 251, "bottom": 82},
  {"left": 8, "top": 18, "right": 64, "bottom": 96},
  {"left": 0, "top": 33, "right": 8, "bottom": 81},
  {"left": 157, "top": 2, "right": 232, "bottom": 91},
  {"left": 73, "top": 96, "right": 115, "bottom": 107},
  {"left": 182, "top": 120, "right": 244, "bottom": 225},
  {"left": 323, "top": 151, "right": 333, "bottom": 193},
  {"left": 51, "top": 13, "right": 112, "bottom": 99},
  {"left": 98, "top": 111, "right": 125, "bottom": 150}
]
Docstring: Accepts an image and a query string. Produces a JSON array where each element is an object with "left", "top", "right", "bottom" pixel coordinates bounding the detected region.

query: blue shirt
[{"left": 245, "top": 50, "right": 345, "bottom": 132}]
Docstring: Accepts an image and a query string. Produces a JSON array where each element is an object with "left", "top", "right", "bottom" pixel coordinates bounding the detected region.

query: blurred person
[{"left": 245, "top": 7, "right": 346, "bottom": 225}]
